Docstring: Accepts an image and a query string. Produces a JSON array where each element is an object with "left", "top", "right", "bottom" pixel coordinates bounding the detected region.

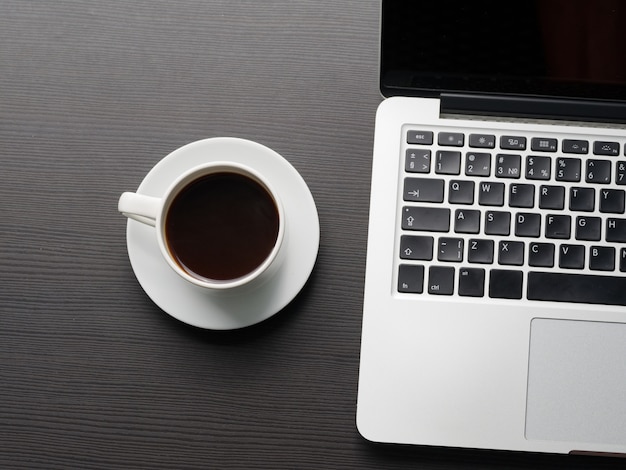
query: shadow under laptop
[{"left": 358, "top": 441, "right": 625, "bottom": 469}]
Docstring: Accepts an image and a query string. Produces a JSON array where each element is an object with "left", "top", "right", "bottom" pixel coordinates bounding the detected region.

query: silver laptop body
[{"left": 357, "top": 1, "right": 626, "bottom": 457}]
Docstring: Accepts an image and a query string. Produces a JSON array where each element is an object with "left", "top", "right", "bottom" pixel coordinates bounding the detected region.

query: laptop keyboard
[{"left": 397, "top": 126, "right": 626, "bottom": 306}]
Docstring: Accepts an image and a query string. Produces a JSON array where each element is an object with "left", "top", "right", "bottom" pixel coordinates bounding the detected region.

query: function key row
[{"left": 406, "top": 130, "right": 623, "bottom": 156}]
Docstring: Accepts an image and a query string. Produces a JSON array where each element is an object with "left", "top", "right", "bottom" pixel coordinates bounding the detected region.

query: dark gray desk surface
[{"left": 1, "top": 1, "right": 623, "bottom": 468}]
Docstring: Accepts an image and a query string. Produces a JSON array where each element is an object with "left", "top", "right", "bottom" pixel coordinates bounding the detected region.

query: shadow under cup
[{"left": 163, "top": 169, "right": 281, "bottom": 285}]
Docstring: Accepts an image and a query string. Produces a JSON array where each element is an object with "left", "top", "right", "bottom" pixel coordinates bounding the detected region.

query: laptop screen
[{"left": 381, "top": 0, "right": 626, "bottom": 104}]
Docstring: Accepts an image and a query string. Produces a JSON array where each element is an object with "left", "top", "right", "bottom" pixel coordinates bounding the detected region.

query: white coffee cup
[{"left": 119, "top": 161, "right": 285, "bottom": 291}]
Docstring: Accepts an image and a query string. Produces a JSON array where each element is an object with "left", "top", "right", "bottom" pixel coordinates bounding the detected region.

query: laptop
[{"left": 357, "top": 0, "right": 626, "bottom": 457}]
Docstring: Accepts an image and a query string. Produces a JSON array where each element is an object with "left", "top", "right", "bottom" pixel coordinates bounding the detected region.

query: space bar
[{"left": 527, "top": 272, "right": 626, "bottom": 306}]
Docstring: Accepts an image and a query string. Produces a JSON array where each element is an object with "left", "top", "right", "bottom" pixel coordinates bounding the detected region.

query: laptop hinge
[{"left": 440, "top": 93, "right": 626, "bottom": 124}]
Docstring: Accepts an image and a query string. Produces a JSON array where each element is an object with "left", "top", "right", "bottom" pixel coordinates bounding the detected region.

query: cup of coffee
[{"left": 118, "top": 161, "right": 285, "bottom": 291}]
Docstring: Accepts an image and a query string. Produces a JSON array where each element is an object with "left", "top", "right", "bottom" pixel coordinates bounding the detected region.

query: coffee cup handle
[{"left": 118, "top": 192, "right": 160, "bottom": 227}]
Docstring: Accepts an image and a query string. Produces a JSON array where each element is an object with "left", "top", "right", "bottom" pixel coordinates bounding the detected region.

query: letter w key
[{"left": 478, "top": 182, "right": 505, "bottom": 206}]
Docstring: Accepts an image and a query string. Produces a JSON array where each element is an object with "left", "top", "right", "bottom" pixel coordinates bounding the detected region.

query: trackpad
[{"left": 525, "top": 318, "right": 626, "bottom": 446}]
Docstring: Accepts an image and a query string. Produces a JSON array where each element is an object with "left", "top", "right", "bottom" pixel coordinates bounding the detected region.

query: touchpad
[{"left": 526, "top": 318, "right": 626, "bottom": 446}]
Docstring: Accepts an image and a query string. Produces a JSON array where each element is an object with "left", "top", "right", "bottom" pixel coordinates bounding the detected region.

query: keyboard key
[
  {"left": 402, "top": 207, "right": 450, "bottom": 232},
  {"left": 515, "top": 212, "right": 541, "bottom": 237},
  {"left": 465, "top": 152, "right": 491, "bottom": 176},
  {"left": 400, "top": 235, "right": 434, "bottom": 260},
  {"left": 526, "top": 155, "right": 551, "bottom": 180},
  {"left": 606, "top": 218, "right": 626, "bottom": 242},
  {"left": 454, "top": 209, "right": 480, "bottom": 234},
  {"left": 438, "top": 237, "right": 464, "bottom": 262},
  {"left": 621, "top": 248, "right": 626, "bottom": 272},
  {"left": 545, "top": 214, "right": 571, "bottom": 239},
  {"left": 575, "top": 216, "right": 601, "bottom": 241},
  {"left": 590, "top": 246, "right": 615, "bottom": 271},
  {"left": 500, "top": 136, "right": 526, "bottom": 150},
  {"left": 586, "top": 159, "right": 611, "bottom": 184},
  {"left": 527, "top": 272, "right": 626, "bottom": 305},
  {"left": 531, "top": 137, "right": 558, "bottom": 152},
  {"left": 478, "top": 181, "right": 505, "bottom": 206},
  {"left": 529, "top": 242, "right": 555, "bottom": 267},
  {"left": 405, "top": 149, "right": 431, "bottom": 173},
  {"left": 407, "top": 130, "right": 433, "bottom": 145},
  {"left": 398, "top": 264, "right": 424, "bottom": 293},
  {"left": 509, "top": 184, "right": 535, "bottom": 208},
  {"left": 498, "top": 240, "right": 525, "bottom": 266},
  {"left": 593, "top": 140, "right": 619, "bottom": 156},
  {"left": 468, "top": 239, "right": 494, "bottom": 264},
  {"left": 448, "top": 180, "right": 474, "bottom": 204},
  {"left": 438, "top": 132, "right": 464, "bottom": 147},
  {"left": 484, "top": 211, "right": 511, "bottom": 236},
  {"left": 562, "top": 139, "right": 589, "bottom": 154},
  {"left": 599, "top": 189, "right": 625, "bottom": 213},
  {"left": 569, "top": 187, "right": 595, "bottom": 212},
  {"left": 458, "top": 268, "right": 485, "bottom": 297},
  {"left": 428, "top": 266, "right": 455, "bottom": 295},
  {"left": 403, "top": 178, "right": 444, "bottom": 202},
  {"left": 559, "top": 244, "right": 585, "bottom": 269},
  {"left": 435, "top": 151, "right": 461, "bottom": 174},
  {"left": 539, "top": 185, "right": 565, "bottom": 210},
  {"left": 556, "top": 157, "right": 581, "bottom": 182},
  {"left": 488, "top": 269, "right": 523, "bottom": 299},
  {"left": 469, "top": 134, "right": 495, "bottom": 149},
  {"left": 617, "top": 161, "right": 626, "bottom": 185},
  {"left": 495, "top": 154, "right": 522, "bottom": 179}
]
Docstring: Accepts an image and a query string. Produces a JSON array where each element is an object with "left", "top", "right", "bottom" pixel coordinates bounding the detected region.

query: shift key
[{"left": 402, "top": 206, "right": 450, "bottom": 232}]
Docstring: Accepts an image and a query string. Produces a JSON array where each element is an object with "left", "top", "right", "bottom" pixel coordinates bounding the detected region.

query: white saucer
[{"left": 125, "top": 138, "right": 320, "bottom": 330}]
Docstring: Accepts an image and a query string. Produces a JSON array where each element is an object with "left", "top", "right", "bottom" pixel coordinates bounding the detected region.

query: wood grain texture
[{"left": 0, "top": 1, "right": 624, "bottom": 469}]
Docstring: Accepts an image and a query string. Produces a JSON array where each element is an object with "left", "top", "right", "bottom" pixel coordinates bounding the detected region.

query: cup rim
[{"left": 154, "top": 161, "right": 285, "bottom": 290}]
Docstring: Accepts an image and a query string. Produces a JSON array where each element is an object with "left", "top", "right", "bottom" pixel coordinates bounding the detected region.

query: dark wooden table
[{"left": 1, "top": 1, "right": 623, "bottom": 468}]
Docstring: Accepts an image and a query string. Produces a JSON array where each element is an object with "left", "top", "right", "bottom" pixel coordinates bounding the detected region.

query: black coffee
[{"left": 165, "top": 172, "right": 280, "bottom": 282}]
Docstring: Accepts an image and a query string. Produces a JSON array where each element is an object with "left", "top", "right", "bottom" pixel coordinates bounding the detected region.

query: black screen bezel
[{"left": 380, "top": 0, "right": 626, "bottom": 110}]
